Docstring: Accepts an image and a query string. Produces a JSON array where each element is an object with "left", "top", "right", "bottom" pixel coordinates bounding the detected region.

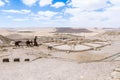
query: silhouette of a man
[{"left": 34, "top": 36, "right": 38, "bottom": 46}]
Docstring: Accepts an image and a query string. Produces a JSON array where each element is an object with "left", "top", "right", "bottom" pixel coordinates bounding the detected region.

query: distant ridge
[
  {"left": 55, "top": 28, "right": 92, "bottom": 33},
  {"left": 6, "top": 34, "right": 23, "bottom": 40},
  {"left": 97, "top": 30, "right": 120, "bottom": 36}
]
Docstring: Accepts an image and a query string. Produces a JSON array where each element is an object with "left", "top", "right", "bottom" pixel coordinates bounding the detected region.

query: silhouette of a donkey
[{"left": 15, "top": 41, "right": 22, "bottom": 47}]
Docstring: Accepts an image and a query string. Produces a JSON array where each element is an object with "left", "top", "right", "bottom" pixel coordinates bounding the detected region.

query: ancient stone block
[
  {"left": 24, "top": 58, "right": 30, "bottom": 62},
  {"left": 14, "top": 58, "right": 20, "bottom": 62},
  {"left": 3, "top": 58, "right": 9, "bottom": 62}
]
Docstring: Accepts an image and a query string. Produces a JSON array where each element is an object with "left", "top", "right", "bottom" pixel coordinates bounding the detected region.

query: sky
[{"left": 0, "top": 0, "right": 120, "bottom": 28}]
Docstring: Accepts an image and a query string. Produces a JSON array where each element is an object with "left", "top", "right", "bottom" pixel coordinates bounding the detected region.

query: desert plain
[{"left": 0, "top": 27, "right": 120, "bottom": 80}]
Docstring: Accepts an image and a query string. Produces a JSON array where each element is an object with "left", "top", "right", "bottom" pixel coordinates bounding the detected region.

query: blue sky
[{"left": 0, "top": 0, "right": 120, "bottom": 28}]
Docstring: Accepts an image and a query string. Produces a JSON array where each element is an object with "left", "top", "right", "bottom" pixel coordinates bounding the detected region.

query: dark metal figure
[
  {"left": 34, "top": 36, "right": 38, "bottom": 46},
  {"left": 48, "top": 46, "right": 53, "bottom": 50},
  {"left": 26, "top": 40, "right": 31, "bottom": 47},
  {"left": 15, "top": 41, "right": 22, "bottom": 47}
]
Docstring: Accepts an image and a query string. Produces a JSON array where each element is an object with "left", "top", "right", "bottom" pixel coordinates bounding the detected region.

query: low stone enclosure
[
  {"left": 2, "top": 58, "right": 30, "bottom": 62},
  {"left": 44, "top": 41, "right": 110, "bottom": 52}
]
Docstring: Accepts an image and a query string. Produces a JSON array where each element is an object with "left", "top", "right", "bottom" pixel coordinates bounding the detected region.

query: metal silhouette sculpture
[
  {"left": 48, "top": 46, "right": 53, "bottom": 50},
  {"left": 15, "top": 41, "right": 22, "bottom": 47},
  {"left": 26, "top": 40, "right": 33, "bottom": 47},
  {"left": 34, "top": 36, "right": 38, "bottom": 46}
]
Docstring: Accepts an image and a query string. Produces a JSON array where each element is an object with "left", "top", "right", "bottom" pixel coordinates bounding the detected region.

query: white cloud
[
  {"left": 1, "top": 9, "right": 31, "bottom": 14},
  {"left": 21, "top": 0, "right": 38, "bottom": 6},
  {"left": 63, "top": 0, "right": 120, "bottom": 28},
  {"left": 51, "top": 2, "right": 65, "bottom": 8},
  {"left": 0, "top": 0, "right": 5, "bottom": 6},
  {"left": 102, "top": 5, "right": 120, "bottom": 26},
  {"left": 1, "top": 0, "right": 120, "bottom": 28},
  {"left": 13, "top": 18, "right": 29, "bottom": 21},
  {"left": 110, "top": 0, "right": 120, "bottom": 6},
  {"left": 4, "top": 0, "right": 9, "bottom": 3},
  {"left": 6, "top": 15, "right": 12, "bottom": 18},
  {"left": 65, "top": 8, "right": 81, "bottom": 16},
  {"left": 38, "top": 11, "right": 57, "bottom": 18},
  {"left": 69, "top": 0, "right": 109, "bottom": 11},
  {"left": 29, "top": 10, "right": 58, "bottom": 21},
  {"left": 39, "top": 0, "right": 52, "bottom": 7},
  {"left": 21, "top": 9, "right": 31, "bottom": 14}
]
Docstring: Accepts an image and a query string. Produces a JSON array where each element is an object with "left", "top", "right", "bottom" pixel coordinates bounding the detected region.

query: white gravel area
[
  {"left": 44, "top": 43, "right": 61, "bottom": 46},
  {"left": 93, "top": 42, "right": 109, "bottom": 45},
  {"left": 54, "top": 44, "right": 91, "bottom": 51},
  {"left": 84, "top": 43, "right": 101, "bottom": 47},
  {"left": 88, "top": 41, "right": 120, "bottom": 55}
]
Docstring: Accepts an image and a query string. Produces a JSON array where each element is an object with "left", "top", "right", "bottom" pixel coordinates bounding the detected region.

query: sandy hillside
[
  {"left": 0, "top": 28, "right": 56, "bottom": 40},
  {"left": 0, "top": 28, "right": 106, "bottom": 38}
]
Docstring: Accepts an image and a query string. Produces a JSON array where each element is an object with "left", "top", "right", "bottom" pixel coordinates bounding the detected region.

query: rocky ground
[{"left": 0, "top": 58, "right": 120, "bottom": 80}]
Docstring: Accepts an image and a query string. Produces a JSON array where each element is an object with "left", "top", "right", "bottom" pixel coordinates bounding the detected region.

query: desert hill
[{"left": 55, "top": 28, "right": 92, "bottom": 33}]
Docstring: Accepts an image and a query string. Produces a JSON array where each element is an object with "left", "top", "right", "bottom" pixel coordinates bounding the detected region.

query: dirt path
[{"left": 101, "top": 52, "right": 120, "bottom": 62}]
